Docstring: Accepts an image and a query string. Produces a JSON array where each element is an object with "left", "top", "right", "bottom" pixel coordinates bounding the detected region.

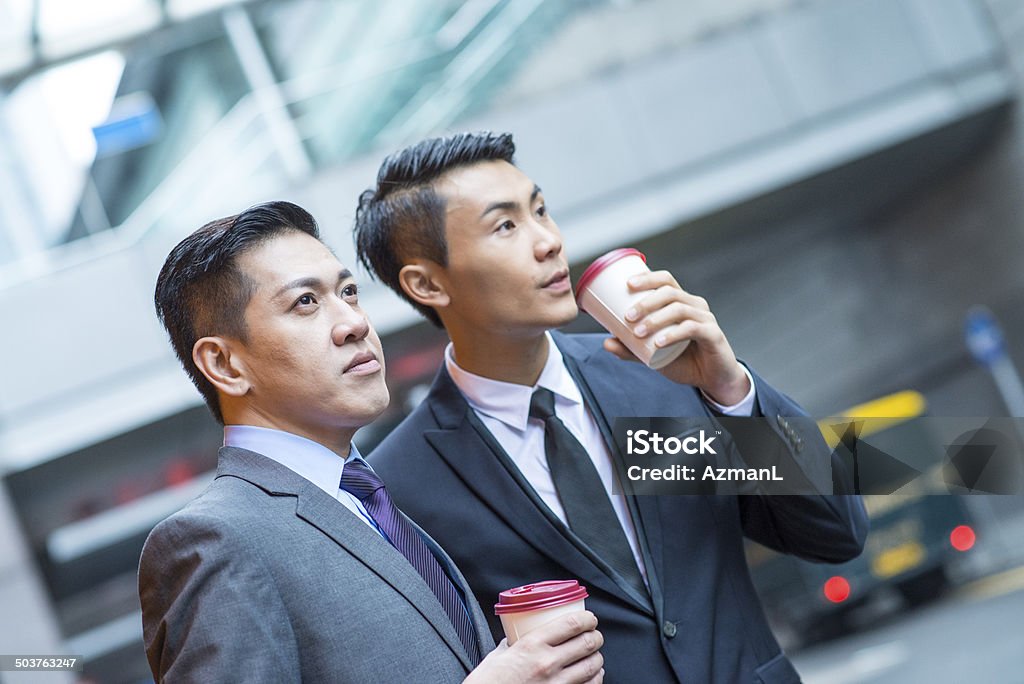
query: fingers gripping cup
[
  {"left": 575, "top": 248, "right": 690, "bottom": 369},
  {"left": 495, "top": 580, "right": 589, "bottom": 644}
]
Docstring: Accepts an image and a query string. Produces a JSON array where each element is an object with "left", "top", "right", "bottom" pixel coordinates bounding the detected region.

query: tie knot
[
  {"left": 339, "top": 459, "right": 386, "bottom": 501},
  {"left": 529, "top": 387, "right": 557, "bottom": 422}
]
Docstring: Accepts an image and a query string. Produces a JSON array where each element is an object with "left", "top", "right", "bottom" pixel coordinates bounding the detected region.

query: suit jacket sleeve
[
  {"left": 729, "top": 367, "right": 870, "bottom": 563},
  {"left": 139, "top": 513, "right": 302, "bottom": 682}
]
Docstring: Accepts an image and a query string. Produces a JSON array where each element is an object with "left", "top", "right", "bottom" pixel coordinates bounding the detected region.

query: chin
[
  {"left": 550, "top": 299, "right": 580, "bottom": 327},
  {"left": 520, "top": 304, "right": 578, "bottom": 333},
  {"left": 340, "top": 385, "right": 390, "bottom": 425},
  {"left": 370, "top": 385, "right": 392, "bottom": 415}
]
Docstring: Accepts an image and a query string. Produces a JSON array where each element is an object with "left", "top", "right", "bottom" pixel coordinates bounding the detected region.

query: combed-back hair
[
  {"left": 353, "top": 131, "right": 516, "bottom": 327},
  {"left": 154, "top": 201, "right": 320, "bottom": 423}
]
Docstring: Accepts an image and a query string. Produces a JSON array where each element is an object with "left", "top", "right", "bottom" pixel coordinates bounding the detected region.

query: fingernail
[
  {"left": 655, "top": 334, "right": 667, "bottom": 347},
  {"left": 625, "top": 308, "right": 638, "bottom": 321},
  {"left": 634, "top": 324, "right": 647, "bottom": 336},
  {"left": 628, "top": 277, "right": 641, "bottom": 287}
]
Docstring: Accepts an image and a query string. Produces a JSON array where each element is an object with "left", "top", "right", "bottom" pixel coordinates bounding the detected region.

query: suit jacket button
[{"left": 662, "top": 620, "right": 678, "bottom": 638}]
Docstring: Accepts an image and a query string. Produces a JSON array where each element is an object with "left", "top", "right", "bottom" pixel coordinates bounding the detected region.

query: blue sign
[
  {"left": 92, "top": 92, "right": 162, "bottom": 158},
  {"left": 965, "top": 307, "right": 1006, "bottom": 367}
]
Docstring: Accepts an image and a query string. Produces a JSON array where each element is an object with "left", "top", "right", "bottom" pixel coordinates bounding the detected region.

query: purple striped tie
[{"left": 340, "top": 459, "right": 481, "bottom": 665}]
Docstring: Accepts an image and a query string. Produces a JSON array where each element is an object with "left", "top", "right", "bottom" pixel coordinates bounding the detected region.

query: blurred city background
[{"left": 1, "top": 0, "right": 1023, "bottom": 681}]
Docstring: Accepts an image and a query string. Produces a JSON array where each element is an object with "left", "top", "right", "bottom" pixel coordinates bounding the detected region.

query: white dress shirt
[
  {"left": 223, "top": 425, "right": 383, "bottom": 536},
  {"left": 445, "top": 332, "right": 757, "bottom": 583}
]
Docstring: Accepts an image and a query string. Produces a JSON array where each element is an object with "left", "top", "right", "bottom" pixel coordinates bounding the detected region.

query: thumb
[{"left": 603, "top": 337, "right": 640, "bottom": 362}]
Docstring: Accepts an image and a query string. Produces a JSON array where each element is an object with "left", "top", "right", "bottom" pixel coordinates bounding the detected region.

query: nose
[
  {"left": 533, "top": 220, "right": 563, "bottom": 262},
  {"left": 330, "top": 299, "right": 370, "bottom": 346}
]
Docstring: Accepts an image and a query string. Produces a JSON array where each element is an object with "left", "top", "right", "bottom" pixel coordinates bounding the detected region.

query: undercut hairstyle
[
  {"left": 353, "top": 131, "right": 516, "bottom": 327},
  {"left": 154, "top": 201, "right": 320, "bottom": 424}
]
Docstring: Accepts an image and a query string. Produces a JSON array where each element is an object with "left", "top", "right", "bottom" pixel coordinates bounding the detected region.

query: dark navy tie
[
  {"left": 340, "top": 459, "right": 481, "bottom": 665},
  {"left": 530, "top": 387, "right": 647, "bottom": 597}
]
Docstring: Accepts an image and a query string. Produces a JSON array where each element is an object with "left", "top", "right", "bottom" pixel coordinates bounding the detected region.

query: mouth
[
  {"left": 344, "top": 351, "right": 382, "bottom": 375},
  {"left": 541, "top": 268, "right": 571, "bottom": 293}
]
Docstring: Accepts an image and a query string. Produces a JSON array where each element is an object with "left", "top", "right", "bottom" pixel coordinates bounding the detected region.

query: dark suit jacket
[
  {"left": 370, "top": 332, "right": 868, "bottom": 683},
  {"left": 139, "top": 446, "right": 494, "bottom": 682}
]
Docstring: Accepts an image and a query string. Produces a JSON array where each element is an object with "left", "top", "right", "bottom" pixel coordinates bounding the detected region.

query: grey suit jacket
[{"left": 139, "top": 446, "right": 495, "bottom": 682}]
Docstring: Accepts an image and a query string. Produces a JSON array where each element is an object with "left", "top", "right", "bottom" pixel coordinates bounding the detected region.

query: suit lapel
[
  {"left": 217, "top": 447, "right": 476, "bottom": 672},
  {"left": 424, "top": 366, "right": 653, "bottom": 615},
  {"left": 553, "top": 332, "right": 706, "bottom": 619},
  {"left": 415, "top": 517, "right": 496, "bottom": 657}
]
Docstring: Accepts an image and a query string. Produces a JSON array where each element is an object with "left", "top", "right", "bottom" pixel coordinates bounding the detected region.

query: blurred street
[{"left": 794, "top": 566, "right": 1024, "bottom": 683}]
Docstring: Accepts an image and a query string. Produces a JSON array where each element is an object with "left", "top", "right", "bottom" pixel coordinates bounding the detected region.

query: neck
[
  {"left": 222, "top": 405, "right": 355, "bottom": 458},
  {"left": 448, "top": 328, "right": 551, "bottom": 386}
]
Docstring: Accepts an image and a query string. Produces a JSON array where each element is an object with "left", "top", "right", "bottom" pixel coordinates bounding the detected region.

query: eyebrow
[
  {"left": 479, "top": 184, "right": 543, "bottom": 219},
  {"left": 273, "top": 268, "right": 352, "bottom": 300}
]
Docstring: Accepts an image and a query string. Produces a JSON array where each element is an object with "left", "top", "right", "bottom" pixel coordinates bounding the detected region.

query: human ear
[
  {"left": 398, "top": 261, "right": 451, "bottom": 310},
  {"left": 192, "top": 337, "right": 250, "bottom": 397}
]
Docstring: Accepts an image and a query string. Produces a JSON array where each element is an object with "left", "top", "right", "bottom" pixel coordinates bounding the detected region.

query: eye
[
  {"left": 496, "top": 220, "right": 515, "bottom": 233},
  {"left": 295, "top": 293, "right": 317, "bottom": 308},
  {"left": 536, "top": 204, "right": 547, "bottom": 217},
  {"left": 342, "top": 283, "right": 359, "bottom": 299}
]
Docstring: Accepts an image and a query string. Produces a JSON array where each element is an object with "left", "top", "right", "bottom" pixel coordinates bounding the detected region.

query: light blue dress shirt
[{"left": 223, "top": 425, "right": 383, "bottom": 537}]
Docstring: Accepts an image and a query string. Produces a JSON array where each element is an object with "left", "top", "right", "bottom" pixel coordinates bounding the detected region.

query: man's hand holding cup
[{"left": 576, "top": 248, "right": 749, "bottom": 405}]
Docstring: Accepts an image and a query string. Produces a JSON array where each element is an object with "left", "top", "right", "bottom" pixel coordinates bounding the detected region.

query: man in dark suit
[
  {"left": 140, "top": 201, "right": 605, "bottom": 682},
  {"left": 354, "top": 133, "right": 869, "bottom": 683}
]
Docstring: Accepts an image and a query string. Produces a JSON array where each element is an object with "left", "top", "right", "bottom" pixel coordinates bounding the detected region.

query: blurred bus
[{"left": 747, "top": 391, "right": 976, "bottom": 648}]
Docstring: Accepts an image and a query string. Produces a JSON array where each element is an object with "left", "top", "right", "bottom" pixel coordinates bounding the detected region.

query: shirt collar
[
  {"left": 223, "top": 425, "right": 365, "bottom": 497},
  {"left": 445, "top": 331, "right": 583, "bottom": 432}
]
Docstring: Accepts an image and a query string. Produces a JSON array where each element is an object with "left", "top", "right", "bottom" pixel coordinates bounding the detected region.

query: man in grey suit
[{"left": 140, "top": 201, "right": 605, "bottom": 682}]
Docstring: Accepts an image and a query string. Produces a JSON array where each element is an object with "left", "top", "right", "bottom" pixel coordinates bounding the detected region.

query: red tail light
[
  {"left": 950, "top": 525, "right": 976, "bottom": 552},
  {"left": 824, "top": 576, "right": 851, "bottom": 603}
]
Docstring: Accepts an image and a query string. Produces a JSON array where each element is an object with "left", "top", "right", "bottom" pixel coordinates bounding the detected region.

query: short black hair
[
  {"left": 154, "top": 201, "right": 320, "bottom": 424},
  {"left": 353, "top": 131, "right": 516, "bottom": 327}
]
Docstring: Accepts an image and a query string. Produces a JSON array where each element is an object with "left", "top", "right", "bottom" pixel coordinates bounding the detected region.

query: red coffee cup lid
[
  {"left": 494, "top": 580, "right": 589, "bottom": 615},
  {"left": 574, "top": 248, "right": 647, "bottom": 305}
]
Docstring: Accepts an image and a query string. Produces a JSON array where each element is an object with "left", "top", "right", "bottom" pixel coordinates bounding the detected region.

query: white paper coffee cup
[
  {"left": 495, "top": 580, "right": 589, "bottom": 645},
  {"left": 575, "top": 248, "right": 690, "bottom": 369}
]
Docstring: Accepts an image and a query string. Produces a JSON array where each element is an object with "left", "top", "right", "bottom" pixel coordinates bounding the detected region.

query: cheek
[
  {"left": 471, "top": 279, "right": 519, "bottom": 314},
  {"left": 477, "top": 261, "right": 527, "bottom": 293},
  {"left": 448, "top": 257, "right": 536, "bottom": 317},
  {"left": 253, "top": 340, "right": 325, "bottom": 384},
  {"left": 248, "top": 323, "right": 297, "bottom": 358},
  {"left": 263, "top": 343, "right": 293, "bottom": 363},
  {"left": 260, "top": 343, "right": 310, "bottom": 375}
]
